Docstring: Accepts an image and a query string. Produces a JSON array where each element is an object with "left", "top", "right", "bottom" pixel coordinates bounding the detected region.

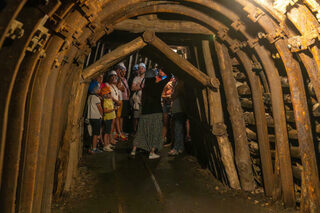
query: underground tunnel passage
[{"left": 2, "top": 0, "right": 320, "bottom": 212}]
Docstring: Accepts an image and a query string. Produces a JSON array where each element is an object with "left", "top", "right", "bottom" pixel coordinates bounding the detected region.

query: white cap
[
  {"left": 108, "top": 70, "right": 117, "bottom": 76},
  {"left": 118, "top": 62, "right": 126, "bottom": 70},
  {"left": 138, "top": 63, "right": 146, "bottom": 69}
]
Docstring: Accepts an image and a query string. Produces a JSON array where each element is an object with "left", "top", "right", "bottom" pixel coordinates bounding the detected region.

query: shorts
[
  {"left": 116, "top": 101, "right": 123, "bottom": 118},
  {"left": 162, "top": 104, "right": 171, "bottom": 113},
  {"left": 89, "top": 119, "right": 101, "bottom": 136},
  {"left": 104, "top": 119, "right": 113, "bottom": 134},
  {"left": 121, "top": 100, "right": 130, "bottom": 117}
]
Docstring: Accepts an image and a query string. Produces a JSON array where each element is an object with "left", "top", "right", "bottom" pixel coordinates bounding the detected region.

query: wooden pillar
[
  {"left": 202, "top": 40, "right": 240, "bottom": 189},
  {"left": 214, "top": 41, "right": 256, "bottom": 191},
  {"left": 192, "top": 45, "right": 209, "bottom": 123}
]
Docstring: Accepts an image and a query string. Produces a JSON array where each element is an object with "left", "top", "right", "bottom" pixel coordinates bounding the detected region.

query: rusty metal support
[
  {"left": 0, "top": 0, "right": 27, "bottom": 49},
  {"left": 253, "top": 45, "right": 295, "bottom": 203},
  {"left": 286, "top": 5, "right": 320, "bottom": 102},
  {"left": 40, "top": 27, "right": 93, "bottom": 212},
  {"left": 0, "top": 6, "right": 52, "bottom": 195},
  {"left": 142, "top": 31, "right": 219, "bottom": 89},
  {"left": 0, "top": 51, "right": 41, "bottom": 213},
  {"left": 238, "top": 0, "right": 319, "bottom": 209},
  {"left": 195, "top": 0, "right": 294, "bottom": 202},
  {"left": 32, "top": 50, "right": 67, "bottom": 213},
  {"left": 214, "top": 41, "right": 256, "bottom": 191},
  {"left": 236, "top": 50, "right": 274, "bottom": 196},
  {"left": 16, "top": 36, "right": 64, "bottom": 213},
  {"left": 82, "top": 36, "right": 147, "bottom": 80},
  {"left": 276, "top": 40, "right": 319, "bottom": 211},
  {"left": 202, "top": 40, "right": 240, "bottom": 189},
  {"left": 40, "top": 65, "right": 78, "bottom": 213}
]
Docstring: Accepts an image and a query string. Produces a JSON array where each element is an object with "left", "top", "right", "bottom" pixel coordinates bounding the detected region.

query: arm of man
[
  {"left": 111, "top": 97, "right": 120, "bottom": 105},
  {"left": 131, "top": 82, "right": 141, "bottom": 91},
  {"left": 117, "top": 81, "right": 125, "bottom": 92},
  {"left": 131, "top": 77, "right": 142, "bottom": 91},
  {"left": 97, "top": 103, "right": 103, "bottom": 117}
]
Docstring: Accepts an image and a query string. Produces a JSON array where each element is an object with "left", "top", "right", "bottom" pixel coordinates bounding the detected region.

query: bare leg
[
  {"left": 162, "top": 113, "right": 168, "bottom": 140},
  {"left": 131, "top": 145, "right": 137, "bottom": 156},
  {"left": 100, "top": 126, "right": 104, "bottom": 144},
  {"left": 111, "top": 119, "right": 116, "bottom": 144},
  {"left": 186, "top": 119, "right": 191, "bottom": 141},
  {"left": 104, "top": 134, "right": 110, "bottom": 146},
  {"left": 92, "top": 135, "right": 98, "bottom": 149},
  {"left": 120, "top": 117, "right": 123, "bottom": 134},
  {"left": 116, "top": 117, "right": 121, "bottom": 135},
  {"left": 150, "top": 147, "right": 155, "bottom": 154}
]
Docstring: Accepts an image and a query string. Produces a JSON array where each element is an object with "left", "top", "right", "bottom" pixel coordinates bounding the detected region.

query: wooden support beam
[
  {"left": 214, "top": 41, "right": 256, "bottom": 191},
  {"left": 82, "top": 36, "right": 147, "bottom": 80},
  {"left": 114, "top": 18, "right": 213, "bottom": 35},
  {"left": 202, "top": 40, "right": 240, "bottom": 190},
  {"left": 142, "top": 31, "right": 219, "bottom": 89}
]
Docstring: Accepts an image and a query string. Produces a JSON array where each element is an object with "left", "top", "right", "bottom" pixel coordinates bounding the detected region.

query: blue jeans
[{"left": 173, "top": 113, "right": 186, "bottom": 152}]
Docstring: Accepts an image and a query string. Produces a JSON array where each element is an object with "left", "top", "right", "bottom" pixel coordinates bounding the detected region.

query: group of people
[
  {"left": 86, "top": 62, "right": 131, "bottom": 153},
  {"left": 86, "top": 61, "right": 190, "bottom": 159}
]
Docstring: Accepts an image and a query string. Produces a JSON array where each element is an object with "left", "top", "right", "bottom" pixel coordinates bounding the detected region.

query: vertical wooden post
[
  {"left": 202, "top": 40, "right": 240, "bottom": 189},
  {"left": 192, "top": 45, "right": 209, "bottom": 123},
  {"left": 214, "top": 41, "right": 256, "bottom": 191}
]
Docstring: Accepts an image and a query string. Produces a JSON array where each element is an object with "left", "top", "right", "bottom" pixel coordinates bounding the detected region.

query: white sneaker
[
  {"left": 103, "top": 145, "right": 113, "bottom": 152},
  {"left": 149, "top": 152, "right": 160, "bottom": 159},
  {"left": 130, "top": 150, "right": 136, "bottom": 156},
  {"left": 109, "top": 144, "right": 115, "bottom": 149}
]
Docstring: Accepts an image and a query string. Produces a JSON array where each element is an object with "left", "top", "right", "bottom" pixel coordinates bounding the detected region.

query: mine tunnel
[{"left": 2, "top": 0, "right": 320, "bottom": 212}]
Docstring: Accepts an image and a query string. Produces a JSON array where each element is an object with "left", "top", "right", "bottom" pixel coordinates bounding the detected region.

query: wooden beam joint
[{"left": 142, "top": 31, "right": 220, "bottom": 89}]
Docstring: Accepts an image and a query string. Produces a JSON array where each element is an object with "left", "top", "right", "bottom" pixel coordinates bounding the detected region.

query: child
[
  {"left": 101, "top": 86, "right": 116, "bottom": 152},
  {"left": 87, "top": 82, "right": 103, "bottom": 154}
]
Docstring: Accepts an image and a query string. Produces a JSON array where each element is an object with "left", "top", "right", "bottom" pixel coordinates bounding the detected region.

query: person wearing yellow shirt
[{"left": 101, "top": 86, "right": 116, "bottom": 152}]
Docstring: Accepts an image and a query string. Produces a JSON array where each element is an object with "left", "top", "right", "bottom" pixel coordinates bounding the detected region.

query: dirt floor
[{"left": 52, "top": 140, "right": 298, "bottom": 213}]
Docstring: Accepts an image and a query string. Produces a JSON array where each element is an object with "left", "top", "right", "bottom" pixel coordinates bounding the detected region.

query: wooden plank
[{"left": 113, "top": 18, "right": 213, "bottom": 35}]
